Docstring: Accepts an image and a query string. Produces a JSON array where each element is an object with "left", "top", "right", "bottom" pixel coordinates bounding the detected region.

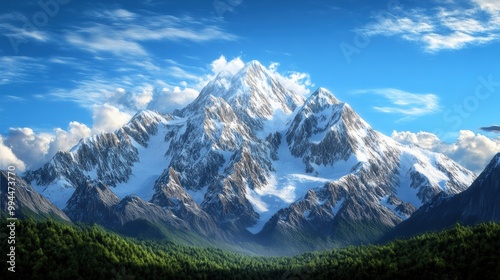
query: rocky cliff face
[{"left": 23, "top": 61, "right": 476, "bottom": 253}]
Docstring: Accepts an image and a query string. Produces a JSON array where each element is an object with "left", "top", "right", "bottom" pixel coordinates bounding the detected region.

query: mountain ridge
[
  {"left": 22, "top": 60, "right": 477, "bottom": 253},
  {"left": 383, "top": 152, "right": 500, "bottom": 241}
]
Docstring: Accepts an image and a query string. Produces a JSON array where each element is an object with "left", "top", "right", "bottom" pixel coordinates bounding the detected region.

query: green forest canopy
[{"left": 1, "top": 219, "right": 499, "bottom": 280}]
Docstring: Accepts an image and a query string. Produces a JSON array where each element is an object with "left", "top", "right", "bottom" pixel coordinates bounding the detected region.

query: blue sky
[{"left": 0, "top": 0, "right": 499, "bottom": 173}]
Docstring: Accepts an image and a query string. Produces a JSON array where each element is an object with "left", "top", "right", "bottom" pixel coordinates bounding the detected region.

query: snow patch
[
  {"left": 246, "top": 133, "right": 357, "bottom": 234},
  {"left": 33, "top": 178, "right": 75, "bottom": 210},
  {"left": 245, "top": 185, "right": 269, "bottom": 213},
  {"left": 186, "top": 186, "right": 208, "bottom": 206},
  {"left": 113, "top": 122, "right": 171, "bottom": 201},
  {"left": 303, "top": 210, "right": 312, "bottom": 220},
  {"left": 331, "top": 197, "right": 345, "bottom": 215},
  {"left": 397, "top": 149, "right": 455, "bottom": 207}
]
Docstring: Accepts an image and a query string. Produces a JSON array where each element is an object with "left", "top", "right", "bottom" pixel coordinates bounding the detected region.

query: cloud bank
[{"left": 392, "top": 130, "right": 500, "bottom": 174}]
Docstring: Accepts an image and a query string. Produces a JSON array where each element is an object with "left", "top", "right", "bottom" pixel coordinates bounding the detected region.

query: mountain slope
[
  {"left": 0, "top": 170, "right": 69, "bottom": 222},
  {"left": 255, "top": 87, "right": 475, "bottom": 251},
  {"left": 64, "top": 179, "right": 227, "bottom": 240},
  {"left": 384, "top": 153, "right": 500, "bottom": 240},
  {"left": 24, "top": 110, "right": 172, "bottom": 209},
  {"left": 23, "top": 61, "right": 476, "bottom": 253}
]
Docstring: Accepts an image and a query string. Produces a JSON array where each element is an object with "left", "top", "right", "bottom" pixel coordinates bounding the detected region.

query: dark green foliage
[
  {"left": 2, "top": 219, "right": 499, "bottom": 279},
  {"left": 118, "top": 219, "right": 167, "bottom": 240}
]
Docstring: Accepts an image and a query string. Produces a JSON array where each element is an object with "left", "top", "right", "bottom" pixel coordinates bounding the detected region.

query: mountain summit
[
  {"left": 182, "top": 60, "right": 305, "bottom": 121},
  {"left": 24, "top": 61, "right": 476, "bottom": 254}
]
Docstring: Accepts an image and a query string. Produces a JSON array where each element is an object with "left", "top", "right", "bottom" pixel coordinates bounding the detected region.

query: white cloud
[
  {"left": 5, "top": 95, "right": 26, "bottom": 102},
  {"left": 66, "top": 34, "right": 147, "bottom": 56},
  {"left": 0, "top": 136, "right": 26, "bottom": 171},
  {"left": 89, "top": 9, "right": 137, "bottom": 21},
  {"left": 92, "top": 104, "right": 132, "bottom": 133},
  {"left": 133, "top": 85, "right": 154, "bottom": 109},
  {"left": 392, "top": 130, "right": 442, "bottom": 150},
  {"left": 0, "top": 122, "right": 92, "bottom": 171},
  {"left": 269, "top": 62, "right": 280, "bottom": 72},
  {"left": 49, "top": 82, "right": 158, "bottom": 113},
  {"left": 355, "top": 88, "right": 439, "bottom": 117},
  {"left": 392, "top": 130, "right": 500, "bottom": 173},
  {"left": 170, "top": 86, "right": 199, "bottom": 104},
  {"left": 148, "top": 86, "right": 200, "bottom": 112},
  {"left": 113, "top": 9, "right": 137, "bottom": 19},
  {"left": 268, "top": 62, "right": 313, "bottom": 96},
  {"left": 0, "top": 13, "right": 50, "bottom": 46},
  {"left": 47, "top": 122, "right": 92, "bottom": 157},
  {"left": 422, "top": 32, "right": 479, "bottom": 51},
  {"left": 0, "top": 106, "right": 127, "bottom": 171},
  {"left": 0, "top": 110, "right": 130, "bottom": 171},
  {"left": 472, "top": 0, "right": 500, "bottom": 11},
  {"left": 210, "top": 55, "right": 245, "bottom": 76},
  {"left": 358, "top": 1, "right": 500, "bottom": 52},
  {"left": 2, "top": 128, "right": 53, "bottom": 170}
]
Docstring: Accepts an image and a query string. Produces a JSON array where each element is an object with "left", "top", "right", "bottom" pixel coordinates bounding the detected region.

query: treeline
[{"left": 1, "top": 219, "right": 499, "bottom": 279}]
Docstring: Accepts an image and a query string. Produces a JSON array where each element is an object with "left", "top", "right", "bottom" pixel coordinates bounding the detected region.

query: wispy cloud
[
  {"left": 354, "top": 88, "right": 440, "bottom": 117},
  {"left": 88, "top": 8, "right": 138, "bottom": 21},
  {"left": 5, "top": 95, "right": 26, "bottom": 102},
  {"left": 0, "top": 12, "right": 50, "bottom": 43},
  {"left": 167, "top": 66, "right": 202, "bottom": 81},
  {"left": 358, "top": 1, "right": 500, "bottom": 52},
  {"left": 66, "top": 34, "right": 147, "bottom": 56},
  {"left": 64, "top": 10, "right": 237, "bottom": 56},
  {"left": 0, "top": 56, "right": 47, "bottom": 85}
]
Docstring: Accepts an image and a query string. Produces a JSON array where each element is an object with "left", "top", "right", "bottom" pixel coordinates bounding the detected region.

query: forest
[{"left": 1, "top": 219, "right": 499, "bottom": 279}]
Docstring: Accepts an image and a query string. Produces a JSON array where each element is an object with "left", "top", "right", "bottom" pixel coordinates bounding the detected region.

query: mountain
[
  {"left": 0, "top": 170, "right": 69, "bottom": 222},
  {"left": 24, "top": 61, "right": 476, "bottom": 253},
  {"left": 383, "top": 153, "right": 500, "bottom": 240},
  {"left": 255, "top": 87, "right": 476, "bottom": 250}
]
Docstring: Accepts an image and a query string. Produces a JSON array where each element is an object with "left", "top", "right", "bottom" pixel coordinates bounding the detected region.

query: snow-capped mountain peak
[
  {"left": 182, "top": 60, "right": 305, "bottom": 121},
  {"left": 307, "top": 87, "right": 342, "bottom": 107},
  {"left": 24, "top": 60, "right": 477, "bottom": 253}
]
